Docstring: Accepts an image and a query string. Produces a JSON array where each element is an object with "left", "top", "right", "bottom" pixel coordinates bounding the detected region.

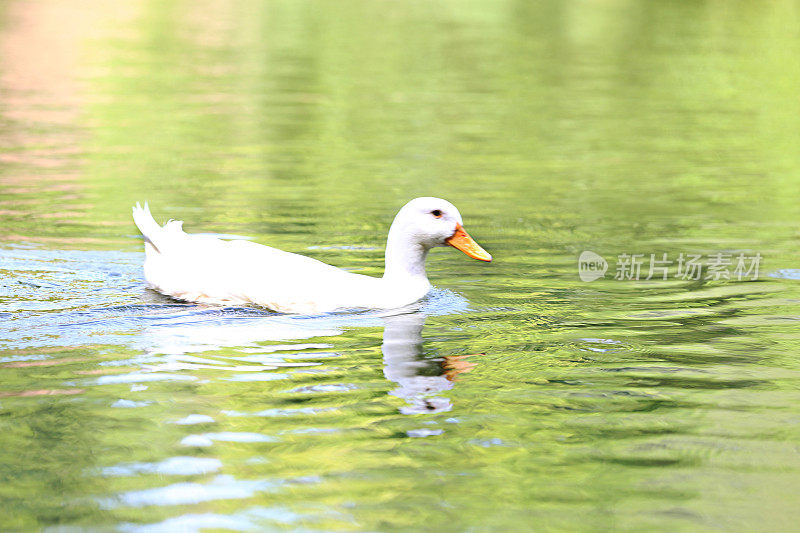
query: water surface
[{"left": 2, "top": 1, "right": 800, "bottom": 531}]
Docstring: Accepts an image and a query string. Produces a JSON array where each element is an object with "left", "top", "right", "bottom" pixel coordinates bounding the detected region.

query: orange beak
[{"left": 446, "top": 223, "right": 492, "bottom": 262}]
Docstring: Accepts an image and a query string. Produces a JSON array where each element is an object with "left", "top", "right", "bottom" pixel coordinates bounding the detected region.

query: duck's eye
[{"left": 431, "top": 209, "right": 442, "bottom": 218}]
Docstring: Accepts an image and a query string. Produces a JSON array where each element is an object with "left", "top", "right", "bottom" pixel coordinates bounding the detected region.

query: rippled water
[{"left": 2, "top": 1, "right": 800, "bottom": 531}]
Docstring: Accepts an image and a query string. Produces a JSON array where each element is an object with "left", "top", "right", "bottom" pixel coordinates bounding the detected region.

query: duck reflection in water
[
  {"left": 133, "top": 296, "right": 477, "bottom": 414},
  {"left": 382, "top": 310, "right": 478, "bottom": 414}
]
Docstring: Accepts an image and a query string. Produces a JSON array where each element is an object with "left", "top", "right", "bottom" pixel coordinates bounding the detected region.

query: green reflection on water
[{"left": 1, "top": 0, "right": 800, "bottom": 531}]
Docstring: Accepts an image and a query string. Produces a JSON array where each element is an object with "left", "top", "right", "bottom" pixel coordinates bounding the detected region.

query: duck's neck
[{"left": 382, "top": 225, "right": 430, "bottom": 282}]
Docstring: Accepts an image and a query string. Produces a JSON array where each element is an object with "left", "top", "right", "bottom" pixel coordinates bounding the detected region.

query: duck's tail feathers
[
  {"left": 132, "top": 201, "right": 161, "bottom": 254},
  {"left": 133, "top": 201, "right": 187, "bottom": 255},
  {"left": 132, "top": 201, "right": 155, "bottom": 235}
]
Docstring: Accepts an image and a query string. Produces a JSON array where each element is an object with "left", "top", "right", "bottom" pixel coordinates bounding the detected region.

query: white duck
[{"left": 132, "top": 197, "right": 491, "bottom": 314}]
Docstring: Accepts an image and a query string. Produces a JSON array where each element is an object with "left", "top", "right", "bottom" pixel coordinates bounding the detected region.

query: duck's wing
[{"left": 132, "top": 203, "right": 358, "bottom": 307}]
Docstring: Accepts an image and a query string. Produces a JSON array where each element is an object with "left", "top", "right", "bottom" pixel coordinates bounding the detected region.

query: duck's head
[{"left": 392, "top": 197, "right": 492, "bottom": 262}]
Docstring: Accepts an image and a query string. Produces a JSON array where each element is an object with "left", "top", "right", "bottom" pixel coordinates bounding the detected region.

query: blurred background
[{"left": 1, "top": 1, "right": 800, "bottom": 531}]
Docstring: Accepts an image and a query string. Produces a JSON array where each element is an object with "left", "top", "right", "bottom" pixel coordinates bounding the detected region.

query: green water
[{"left": 2, "top": 1, "right": 800, "bottom": 531}]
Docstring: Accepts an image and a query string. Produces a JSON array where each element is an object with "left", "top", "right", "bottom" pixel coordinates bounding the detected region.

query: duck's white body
[{"left": 132, "top": 198, "right": 490, "bottom": 314}]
